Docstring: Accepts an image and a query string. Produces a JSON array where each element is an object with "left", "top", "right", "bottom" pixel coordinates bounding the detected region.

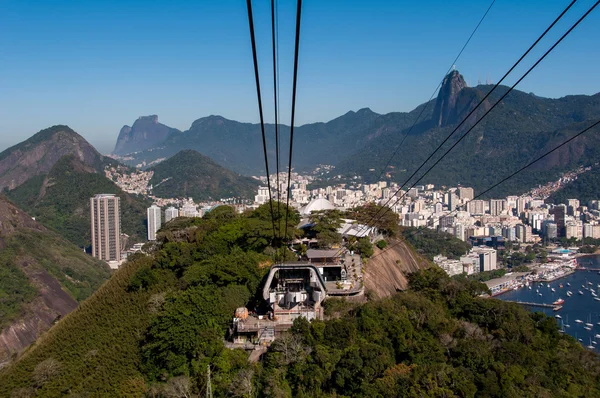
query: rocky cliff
[
  {"left": 0, "top": 125, "right": 103, "bottom": 192},
  {"left": 0, "top": 196, "right": 110, "bottom": 367},
  {"left": 432, "top": 70, "right": 468, "bottom": 127},
  {"left": 363, "top": 239, "right": 431, "bottom": 299},
  {"left": 113, "top": 115, "right": 181, "bottom": 155}
]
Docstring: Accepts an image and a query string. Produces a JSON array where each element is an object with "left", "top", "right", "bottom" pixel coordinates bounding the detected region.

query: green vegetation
[
  {"left": 453, "top": 269, "right": 507, "bottom": 283},
  {"left": 402, "top": 227, "right": 471, "bottom": 260},
  {"left": 0, "top": 228, "right": 110, "bottom": 329},
  {"left": 0, "top": 202, "right": 298, "bottom": 396},
  {"left": 549, "top": 168, "right": 600, "bottom": 206},
  {"left": 348, "top": 203, "right": 400, "bottom": 236},
  {"left": 306, "top": 210, "right": 344, "bottom": 248},
  {"left": 258, "top": 267, "right": 600, "bottom": 396},
  {"left": 0, "top": 254, "right": 37, "bottom": 328},
  {"left": 335, "top": 85, "right": 600, "bottom": 198},
  {"left": 149, "top": 150, "right": 258, "bottom": 201},
  {"left": 3, "top": 204, "right": 600, "bottom": 396},
  {"left": 376, "top": 239, "right": 388, "bottom": 249},
  {"left": 7, "top": 155, "right": 150, "bottom": 248},
  {"left": 357, "top": 237, "right": 374, "bottom": 258}
]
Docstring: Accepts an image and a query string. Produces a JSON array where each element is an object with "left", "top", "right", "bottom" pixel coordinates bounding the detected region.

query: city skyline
[{"left": 2, "top": 0, "right": 600, "bottom": 153}]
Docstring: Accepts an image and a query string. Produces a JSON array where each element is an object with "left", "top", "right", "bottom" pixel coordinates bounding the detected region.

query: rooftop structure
[{"left": 300, "top": 198, "right": 336, "bottom": 216}]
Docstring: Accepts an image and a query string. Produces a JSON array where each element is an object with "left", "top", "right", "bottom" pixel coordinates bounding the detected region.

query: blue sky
[{"left": 0, "top": 0, "right": 599, "bottom": 153}]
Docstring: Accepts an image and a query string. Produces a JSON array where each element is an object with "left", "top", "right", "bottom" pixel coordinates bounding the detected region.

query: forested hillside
[
  {"left": 2, "top": 204, "right": 600, "bottom": 397},
  {"left": 548, "top": 167, "right": 600, "bottom": 205},
  {"left": 6, "top": 155, "right": 150, "bottom": 248},
  {"left": 0, "top": 196, "right": 110, "bottom": 366},
  {"left": 149, "top": 150, "right": 258, "bottom": 201}
]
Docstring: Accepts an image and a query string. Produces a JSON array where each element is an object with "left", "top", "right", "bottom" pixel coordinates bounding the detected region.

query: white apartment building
[
  {"left": 147, "top": 204, "right": 162, "bottom": 241},
  {"left": 90, "top": 194, "right": 121, "bottom": 262},
  {"left": 165, "top": 206, "right": 179, "bottom": 223}
]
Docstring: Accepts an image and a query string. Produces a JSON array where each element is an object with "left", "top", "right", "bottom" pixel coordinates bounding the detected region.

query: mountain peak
[
  {"left": 0, "top": 126, "right": 103, "bottom": 191},
  {"left": 432, "top": 70, "right": 468, "bottom": 127},
  {"left": 113, "top": 115, "right": 180, "bottom": 155}
]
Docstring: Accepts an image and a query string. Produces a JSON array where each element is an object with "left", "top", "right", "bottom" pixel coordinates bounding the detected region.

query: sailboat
[
  {"left": 585, "top": 314, "right": 594, "bottom": 328},
  {"left": 567, "top": 291, "right": 573, "bottom": 297},
  {"left": 551, "top": 288, "right": 556, "bottom": 292},
  {"left": 565, "top": 315, "right": 571, "bottom": 328},
  {"left": 575, "top": 319, "right": 584, "bottom": 324},
  {"left": 567, "top": 282, "right": 571, "bottom": 286}
]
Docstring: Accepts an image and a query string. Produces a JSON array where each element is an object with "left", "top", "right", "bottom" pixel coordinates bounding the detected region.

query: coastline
[{"left": 576, "top": 251, "right": 600, "bottom": 259}]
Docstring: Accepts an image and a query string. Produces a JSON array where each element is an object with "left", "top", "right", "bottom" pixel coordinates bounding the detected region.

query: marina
[{"left": 497, "top": 254, "right": 600, "bottom": 350}]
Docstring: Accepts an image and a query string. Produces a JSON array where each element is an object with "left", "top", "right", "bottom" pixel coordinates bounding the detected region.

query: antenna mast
[{"left": 207, "top": 365, "right": 213, "bottom": 398}]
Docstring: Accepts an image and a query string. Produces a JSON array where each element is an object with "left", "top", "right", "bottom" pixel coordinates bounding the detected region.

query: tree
[
  {"left": 32, "top": 358, "right": 61, "bottom": 388},
  {"left": 376, "top": 240, "right": 388, "bottom": 250},
  {"left": 307, "top": 210, "right": 344, "bottom": 248},
  {"left": 357, "top": 237, "right": 373, "bottom": 258},
  {"left": 348, "top": 204, "right": 399, "bottom": 236},
  {"left": 162, "top": 376, "right": 193, "bottom": 398}
]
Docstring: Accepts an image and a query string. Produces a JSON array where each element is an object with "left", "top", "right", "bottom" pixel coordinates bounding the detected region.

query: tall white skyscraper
[
  {"left": 147, "top": 205, "right": 162, "bottom": 241},
  {"left": 90, "top": 194, "right": 121, "bottom": 262},
  {"left": 165, "top": 206, "right": 178, "bottom": 223}
]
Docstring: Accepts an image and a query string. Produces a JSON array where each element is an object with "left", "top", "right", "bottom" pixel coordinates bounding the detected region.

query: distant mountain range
[
  {"left": 112, "top": 70, "right": 600, "bottom": 198},
  {"left": 0, "top": 195, "right": 110, "bottom": 366},
  {"left": 0, "top": 126, "right": 263, "bottom": 249},
  {"left": 0, "top": 126, "right": 151, "bottom": 248}
]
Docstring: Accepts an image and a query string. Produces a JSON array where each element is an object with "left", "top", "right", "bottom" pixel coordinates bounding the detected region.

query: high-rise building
[
  {"left": 165, "top": 206, "right": 179, "bottom": 223},
  {"left": 448, "top": 193, "right": 458, "bottom": 212},
  {"left": 440, "top": 215, "right": 455, "bottom": 228},
  {"left": 90, "top": 194, "right": 121, "bottom": 262},
  {"left": 515, "top": 224, "right": 527, "bottom": 243},
  {"left": 544, "top": 221, "right": 558, "bottom": 239},
  {"left": 255, "top": 186, "right": 269, "bottom": 204},
  {"left": 467, "top": 200, "right": 485, "bottom": 215},
  {"left": 458, "top": 187, "right": 474, "bottom": 200},
  {"left": 473, "top": 247, "right": 497, "bottom": 272},
  {"left": 489, "top": 199, "right": 506, "bottom": 216},
  {"left": 516, "top": 198, "right": 527, "bottom": 216},
  {"left": 567, "top": 199, "right": 580, "bottom": 210},
  {"left": 181, "top": 203, "right": 199, "bottom": 218},
  {"left": 502, "top": 226, "right": 516, "bottom": 241},
  {"left": 550, "top": 205, "right": 566, "bottom": 237},
  {"left": 454, "top": 223, "right": 465, "bottom": 241},
  {"left": 565, "top": 222, "right": 583, "bottom": 240},
  {"left": 147, "top": 205, "right": 162, "bottom": 241}
]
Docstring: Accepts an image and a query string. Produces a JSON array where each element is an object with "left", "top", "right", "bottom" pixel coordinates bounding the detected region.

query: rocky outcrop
[
  {"left": 432, "top": 70, "right": 468, "bottom": 127},
  {"left": 363, "top": 239, "right": 430, "bottom": 299},
  {"left": 112, "top": 115, "right": 180, "bottom": 155},
  {"left": 0, "top": 263, "right": 78, "bottom": 367},
  {"left": 0, "top": 126, "right": 103, "bottom": 192},
  {"left": 0, "top": 196, "right": 110, "bottom": 368}
]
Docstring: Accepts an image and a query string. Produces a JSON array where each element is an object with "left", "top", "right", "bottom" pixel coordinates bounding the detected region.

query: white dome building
[{"left": 300, "top": 198, "right": 336, "bottom": 216}]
